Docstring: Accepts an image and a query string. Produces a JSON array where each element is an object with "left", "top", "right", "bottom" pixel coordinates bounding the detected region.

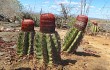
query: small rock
[
  {"left": 0, "top": 52, "right": 5, "bottom": 56},
  {"left": 76, "top": 46, "right": 84, "bottom": 52}
]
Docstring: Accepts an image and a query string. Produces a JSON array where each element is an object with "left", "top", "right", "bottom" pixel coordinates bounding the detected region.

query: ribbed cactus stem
[
  {"left": 35, "top": 32, "right": 43, "bottom": 62},
  {"left": 50, "top": 34, "right": 60, "bottom": 64},
  {"left": 67, "top": 31, "right": 83, "bottom": 53},
  {"left": 54, "top": 32, "right": 61, "bottom": 63},
  {"left": 50, "top": 34, "right": 56, "bottom": 64},
  {"left": 46, "top": 34, "right": 52, "bottom": 65},
  {"left": 41, "top": 33, "right": 49, "bottom": 66},
  {"left": 63, "top": 28, "right": 78, "bottom": 51}
]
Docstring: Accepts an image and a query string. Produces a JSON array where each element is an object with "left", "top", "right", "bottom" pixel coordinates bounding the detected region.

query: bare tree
[
  {"left": 58, "top": 2, "right": 74, "bottom": 29},
  {"left": 60, "top": 3, "right": 68, "bottom": 20}
]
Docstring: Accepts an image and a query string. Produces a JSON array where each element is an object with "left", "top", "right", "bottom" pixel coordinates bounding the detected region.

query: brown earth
[{"left": 0, "top": 26, "right": 110, "bottom": 70}]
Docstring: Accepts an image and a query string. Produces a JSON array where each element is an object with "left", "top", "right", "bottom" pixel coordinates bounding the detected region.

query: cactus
[
  {"left": 62, "top": 15, "right": 88, "bottom": 53},
  {"left": 91, "top": 24, "right": 99, "bottom": 35},
  {"left": 17, "top": 18, "right": 35, "bottom": 56}
]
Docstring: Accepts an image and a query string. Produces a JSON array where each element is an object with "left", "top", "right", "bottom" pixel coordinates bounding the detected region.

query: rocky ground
[{"left": 0, "top": 22, "right": 110, "bottom": 70}]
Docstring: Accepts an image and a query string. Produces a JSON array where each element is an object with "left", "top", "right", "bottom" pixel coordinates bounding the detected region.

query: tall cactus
[
  {"left": 62, "top": 15, "right": 88, "bottom": 53},
  {"left": 35, "top": 13, "right": 61, "bottom": 66},
  {"left": 17, "top": 19, "right": 35, "bottom": 56}
]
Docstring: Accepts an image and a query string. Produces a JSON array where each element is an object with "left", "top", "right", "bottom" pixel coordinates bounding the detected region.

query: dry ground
[{"left": 0, "top": 26, "right": 110, "bottom": 70}]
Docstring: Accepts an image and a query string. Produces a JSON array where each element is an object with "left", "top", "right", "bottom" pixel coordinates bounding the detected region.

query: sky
[{"left": 18, "top": 0, "right": 110, "bottom": 19}]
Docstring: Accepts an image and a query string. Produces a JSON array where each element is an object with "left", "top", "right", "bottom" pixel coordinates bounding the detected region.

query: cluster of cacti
[
  {"left": 17, "top": 13, "right": 61, "bottom": 66},
  {"left": 35, "top": 32, "right": 61, "bottom": 66},
  {"left": 62, "top": 15, "right": 88, "bottom": 53},
  {"left": 17, "top": 31, "right": 61, "bottom": 65},
  {"left": 17, "top": 13, "right": 89, "bottom": 67}
]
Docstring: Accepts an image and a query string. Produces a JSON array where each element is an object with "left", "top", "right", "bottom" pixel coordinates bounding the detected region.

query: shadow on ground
[
  {"left": 61, "top": 59, "right": 77, "bottom": 66},
  {"left": 15, "top": 67, "right": 31, "bottom": 70},
  {"left": 74, "top": 52, "right": 100, "bottom": 57}
]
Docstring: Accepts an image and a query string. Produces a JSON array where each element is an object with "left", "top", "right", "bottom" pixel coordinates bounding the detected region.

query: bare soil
[{"left": 0, "top": 25, "right": 110, "bottom": 70}]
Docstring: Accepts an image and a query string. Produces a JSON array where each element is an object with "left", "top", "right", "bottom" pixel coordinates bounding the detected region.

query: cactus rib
[{"left": 41, "top": 33, "right": 49, "bottom": 65}]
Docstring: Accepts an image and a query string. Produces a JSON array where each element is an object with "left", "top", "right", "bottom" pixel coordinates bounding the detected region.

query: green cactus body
[
  {"left": 46, "top": 34, "right": 52, "bottom": 65},
  {"left": 35, "top": 32, "right": 43, "bottom": 62},
  {"left": 35, "top": 32, "right": 61, "bottom": 66},
  {"left": 49, "top": 33, "right": 61, "bottom": 65},
  {"left": 41, "top": 33, "right": 49, "bottom": 65},
  {"left": 62, "top": 28, "right": 79, "bottom": 51},
  {"left": 67, "top": 31, "right": 83, "bottom": 53},
  {"left": 91, "top": 25, "right": 99, "bottom": 35},
  {"left": 17, "top": 31, "right": 61, "bottom": 66},
  {"left": 17, "top": 32, "right": 30, "bottom": 55},
  {"left": 62, "top": 27, "right": 84, "bottom": 53},
  {"left": 17, "top": 31, "right": 35, "bottom": 56}
]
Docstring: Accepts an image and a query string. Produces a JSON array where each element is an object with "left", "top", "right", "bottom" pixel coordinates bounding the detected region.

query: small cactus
[{"left": 91, "top": 22, "right": 99, "bottom": 36}]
